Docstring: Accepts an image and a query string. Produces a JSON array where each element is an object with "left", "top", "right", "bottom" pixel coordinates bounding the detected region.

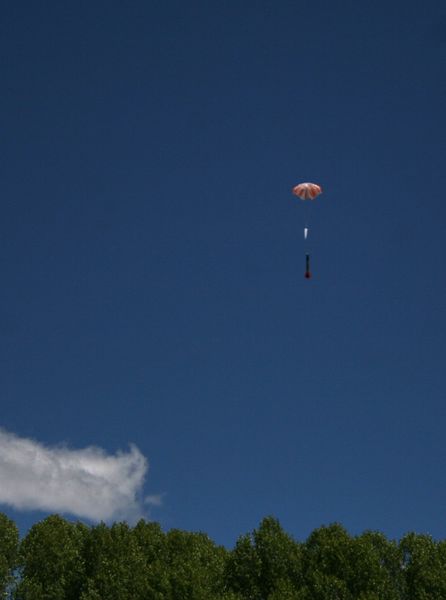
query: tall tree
[
  {"left": 225, "top": 517, "right": 303, "bottom": 599},
  {"left": 400, "top": 532, "right": 446, "bottom": 600},
  {"left": 80, "top": 522, "right": 148, "bottom": 600},
  {"left": 349, "top": 531, "right": 403, "bottom": 600},
  {"left": 0, "top": 513, "right": 19, "bottom": 599},
  {"left": 225, "top": 532, "right": 261, "bottom": 599},
  {"left": 301, "top": 523, "right": 354, "bottom": 600},
  {"left": 253, "top": 517, "right": 303, "bottom": 598},
  {"left": 164, "top": 529, "right": 228, "bottom": 600},
  {"left": 16, "top": 515, "right": 87, "bottom": 600}
]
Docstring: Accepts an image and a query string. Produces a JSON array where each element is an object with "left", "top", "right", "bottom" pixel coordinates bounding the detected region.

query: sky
[{"left": 1, "top": 0, "right": 446, "bottom": 547}]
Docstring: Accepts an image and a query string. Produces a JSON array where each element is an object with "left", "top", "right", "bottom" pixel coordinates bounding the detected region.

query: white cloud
[{"left": 0, "top": 428, "right": 152, "bottom": 522}]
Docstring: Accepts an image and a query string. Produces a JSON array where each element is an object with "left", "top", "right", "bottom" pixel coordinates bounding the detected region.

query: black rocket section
[{"left": 305, "top": 254, "right": 311, "bottom": 279}]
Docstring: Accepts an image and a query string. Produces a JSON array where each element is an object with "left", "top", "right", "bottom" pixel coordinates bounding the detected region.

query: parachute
[
  {"left": 292, "top": 182, "right": 322, "bottom": 279},
  {"left": 292, "top": 182, "right": 322, "bottom": 201}
]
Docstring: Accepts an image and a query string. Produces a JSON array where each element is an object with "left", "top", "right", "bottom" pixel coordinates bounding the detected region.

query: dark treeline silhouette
[{"left": 1, "top": 512, "right": 446, "bottom": 599}]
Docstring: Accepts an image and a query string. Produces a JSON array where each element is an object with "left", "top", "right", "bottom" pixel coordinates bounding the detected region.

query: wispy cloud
[{"left": 0, "top": 428, "right": 151, "bottom": 522}]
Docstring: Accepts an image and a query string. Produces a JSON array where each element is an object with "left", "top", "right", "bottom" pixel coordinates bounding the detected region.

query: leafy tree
[
  {"left": 300, "top": 524, "right": 405, "bottom": 600},
  {"left": 10, "top": 513, "right": 446, "bottom": 600},
  {"left": 348, "top": 531, "right": 403, "bottom": 600},
  {"left": 81, "top": 522, "right": 148, "bottom": 600},
  {"left": 133, "top": 520, "right": 166, "bottom": 565},
  {"left": 16, "top": 515, "right": 87, "bottom": 600},
  {"left": 253, "top": 517, "right": 303, "bottom": 598},
  {"left": 399, "top": 532, "right": 446, "bottom": 599},
  {"left": 225, "top": 532, "right": 261, "bottom": 599},
  {"left": 164, "top": 528, "right": 228, "bottom": 600},
  {"left": 0, "top": 513, "right": 19, "bottom": 599},
  {"left": 132, "top": 520, "right": 170, "bottom": 599},
  {"left": 225, "top": 517, "right": 302, "bottom": 599},
  {"left": 301, "top": 523, "right": 354, "bottom": 600}
]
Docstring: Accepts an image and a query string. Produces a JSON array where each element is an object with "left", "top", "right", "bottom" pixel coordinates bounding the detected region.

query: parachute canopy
[{"left": 292, "top": 182, "right": 322, "bottom": 200}]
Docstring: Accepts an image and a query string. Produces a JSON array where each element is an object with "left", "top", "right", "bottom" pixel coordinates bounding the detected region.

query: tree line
[{"left": 1, "top": 512, "right": 446, "bottom": 599}]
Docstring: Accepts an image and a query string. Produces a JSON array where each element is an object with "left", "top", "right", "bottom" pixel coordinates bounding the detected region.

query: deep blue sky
[{"left": 1, "top": 0, "right": 446, "bottom": 546}]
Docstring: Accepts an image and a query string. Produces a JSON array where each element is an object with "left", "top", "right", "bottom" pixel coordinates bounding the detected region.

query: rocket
[{"left": 305, "top": 254, "right": 311, "bottom": 279}]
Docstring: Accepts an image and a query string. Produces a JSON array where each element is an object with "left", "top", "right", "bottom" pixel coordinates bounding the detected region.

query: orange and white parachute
[{"left": 292, "top": 182, "right": 322, "bottom": 201}]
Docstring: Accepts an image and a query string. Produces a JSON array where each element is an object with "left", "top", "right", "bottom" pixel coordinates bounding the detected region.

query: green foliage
[
  {"left": 298, "top": 524, "right": 407, "bottom": 600},
  {"left": 3, "top": 513, "right": 446, "bottom": 599},
  {"left": 133, "top": 520, "right": 169, "bottom": 599},
  {"left": 301, "top": 522, "right": 354, "bottom": 599},
  {"left": 254, "top": 516, "right": 303, "bottom": 597},
  {"left": 16, "top": 515, "right": 87, "bottom": 600},
  {"left": 164, "top": 528, "right": 228, "bottom": 599},
  {"left": 350, "top": 531, "right": 403, "bottom": 600},
  {"left": 0, "top": 513, "right": 19, "bottom": 599},
  {"left": 225, "top": 517, "right": 302, "bottom": 599},
  {"left": 399, "top": 532, "right": 446, "bottom": 599},
  {"left": 81, "top": 522, "right": 148, "bottom": 600},
  {"left": 79, "top": 520, "right": 228, "bottom": 600},
  {"left": 225, "top": 532, "right": 261, "bottom": 599},
  {"left": 267, "top": 578, "right": 304, "bottom": 599}
]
